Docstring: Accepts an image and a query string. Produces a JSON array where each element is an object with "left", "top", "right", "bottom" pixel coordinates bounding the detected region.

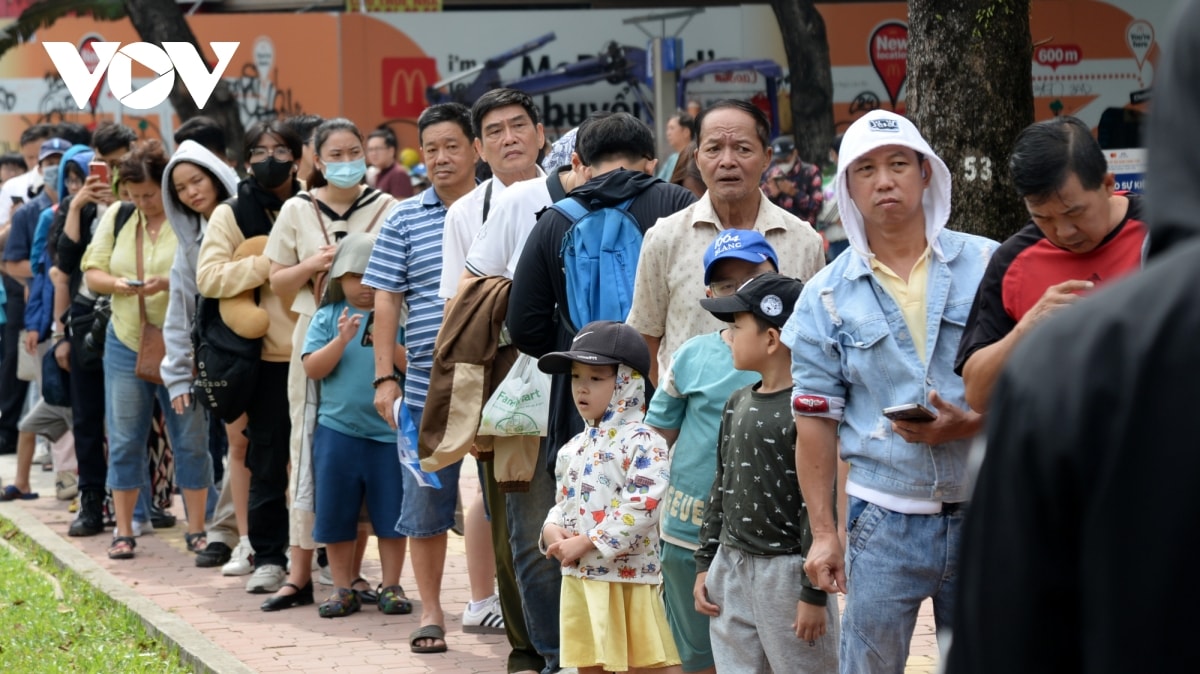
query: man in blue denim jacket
[{"left": 781, "top": 110, "right": 996, "bottom": 673}]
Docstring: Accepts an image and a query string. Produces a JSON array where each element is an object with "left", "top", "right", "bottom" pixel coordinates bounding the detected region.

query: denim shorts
[
  {"left": 393, "top": 406, "right": 461, "bottom": 538},
  {"left": 311, "top": 423, "right": 405, "bottom": 543}
]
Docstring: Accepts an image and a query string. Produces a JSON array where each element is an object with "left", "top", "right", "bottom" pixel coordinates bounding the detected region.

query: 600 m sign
[{"left": 43, "top": 41, "right": 239, "bottom": 111}]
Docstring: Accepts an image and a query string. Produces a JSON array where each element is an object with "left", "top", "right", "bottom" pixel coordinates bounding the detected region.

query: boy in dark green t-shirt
[{"left": 692, "top": 272, "right": 838, "bottom": 672}]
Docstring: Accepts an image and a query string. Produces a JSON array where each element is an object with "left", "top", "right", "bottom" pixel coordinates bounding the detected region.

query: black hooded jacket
[
  {"left": 507, "top": 168, "right": 696, "bottom": 467},
  {"left": 946, "top": 3, "right": 1200, "bottom": 672}
]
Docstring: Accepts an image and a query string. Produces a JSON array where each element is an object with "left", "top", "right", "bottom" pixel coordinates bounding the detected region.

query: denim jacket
[{"left": 782, "top": 228, "right": 997, "bottom": 502}]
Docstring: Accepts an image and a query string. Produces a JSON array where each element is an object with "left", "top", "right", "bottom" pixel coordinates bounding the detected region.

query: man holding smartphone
[
  {"left": 781, "top": 111, "right": 994, "bottom": 672},
  {"left": 953, "top": 116, "right": 1148, "bottom": 413}
]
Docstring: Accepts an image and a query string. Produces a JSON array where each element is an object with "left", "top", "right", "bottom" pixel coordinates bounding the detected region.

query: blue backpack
[{"left": 553, "top": 195, "right": 642, "bottom": 333}]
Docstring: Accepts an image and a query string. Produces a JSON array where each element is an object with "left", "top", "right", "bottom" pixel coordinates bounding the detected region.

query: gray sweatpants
[{"left": 706, "top": 545, "right": 839, "bottom": 673}]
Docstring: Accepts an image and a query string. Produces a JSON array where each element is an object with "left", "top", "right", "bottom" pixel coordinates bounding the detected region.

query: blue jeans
[
  {"left": 841, "top": 495, "right": 964, "bottom": 673},
  {"left": 506, "top": 439, "right": 562, "bottom": 674},
  {"left": 103, "top": 326, "right": 212, "bottom": 493}
]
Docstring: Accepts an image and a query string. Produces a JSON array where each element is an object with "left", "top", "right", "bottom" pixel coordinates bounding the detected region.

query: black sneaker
[
  {"left": 68, "top": 490, "right": 106, "bottom": 537},
  {"left": 150, "top": 508, "right": 177, "bottom": 529},
  {"left": 195, "top": 541, "right": 232, "bottom": 568}
]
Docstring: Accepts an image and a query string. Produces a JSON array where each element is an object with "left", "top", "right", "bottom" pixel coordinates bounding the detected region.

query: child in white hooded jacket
[{"left": 539, "top": 320, "right": 682, "bottom": 674}]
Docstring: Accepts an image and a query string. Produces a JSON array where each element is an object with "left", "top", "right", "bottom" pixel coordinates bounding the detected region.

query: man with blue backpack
[{"left": 508, "top": 110, "right": 696, "bottom": 478}]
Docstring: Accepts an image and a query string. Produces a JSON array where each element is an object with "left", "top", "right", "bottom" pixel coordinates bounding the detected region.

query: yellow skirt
[{"left": 560, "top": 576, "right": 682, "bottom": 671}]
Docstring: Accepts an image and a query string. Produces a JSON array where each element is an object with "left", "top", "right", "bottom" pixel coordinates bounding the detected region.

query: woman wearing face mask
[
  {"left": 193, "top": 120, "right": 304, "bottom": 588},
  {"left": 262, "top": 118, "right": 397, "bottom": 604}
]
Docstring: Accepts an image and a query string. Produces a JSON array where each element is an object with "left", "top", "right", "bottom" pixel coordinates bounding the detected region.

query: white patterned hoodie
[{"left": 543, "top": 364, "right": 671, "bottom": 584}]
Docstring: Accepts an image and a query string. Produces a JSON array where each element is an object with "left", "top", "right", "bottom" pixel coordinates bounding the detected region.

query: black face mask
[{"left": 251, "top": 158, "right": 294, "bottom": 189}]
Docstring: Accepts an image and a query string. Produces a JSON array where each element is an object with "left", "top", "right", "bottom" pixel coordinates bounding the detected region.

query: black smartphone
[
  {"left": 882, "top": 403, "right": 937, "bottom": 422},
  {"left": 125, "top": 279, "right": 145, "bottom": 287},
  {"left": 360, "top": 310, "right": 375, "bottom": 347}
]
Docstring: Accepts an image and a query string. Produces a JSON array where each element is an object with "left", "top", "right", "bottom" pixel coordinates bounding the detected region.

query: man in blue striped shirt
[{"left": 364, "top": 103, "right": 478, "bottom": 654}]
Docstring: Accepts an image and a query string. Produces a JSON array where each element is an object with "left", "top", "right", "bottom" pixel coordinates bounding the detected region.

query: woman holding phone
[{"left": 80, "top": 140, "right": 213, "bottom": 560}]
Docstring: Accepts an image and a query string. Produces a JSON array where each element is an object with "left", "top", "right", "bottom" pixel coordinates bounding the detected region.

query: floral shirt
[
  {"left": 543, "top": 364, "right": 671, "bottom": 584},
  {"left": 763, "top": 160, "right": 824, "bottom": 226}
]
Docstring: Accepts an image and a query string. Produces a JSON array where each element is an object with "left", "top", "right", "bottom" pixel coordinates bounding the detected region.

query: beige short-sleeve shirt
[
  {"left": 626, "top": 190, "right": 825, "bottom": 377},
  {"left": 265, "top": 187, "right": 396, "bottom": 317}
]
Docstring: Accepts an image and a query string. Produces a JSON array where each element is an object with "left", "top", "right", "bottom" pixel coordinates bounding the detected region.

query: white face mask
[{"left": 775, "top": 160, "right": 796, "bottom": 173}]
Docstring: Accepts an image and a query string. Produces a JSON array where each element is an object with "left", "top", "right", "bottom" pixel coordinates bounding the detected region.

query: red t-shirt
[
  {"left": 954, "top": 194, "right": 1147, "bottom": 373},
  {"left": 375, "top": 162, "right": 413, "bottom": 200}
]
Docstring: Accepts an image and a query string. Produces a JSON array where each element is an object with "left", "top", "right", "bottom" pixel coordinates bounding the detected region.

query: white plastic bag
[{"left": 478, "top": 353, "right": 550, "bottom": 437}]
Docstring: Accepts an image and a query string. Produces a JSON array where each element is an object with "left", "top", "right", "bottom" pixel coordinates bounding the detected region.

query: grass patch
[{"left": 0, "top": 516, "right": 191, "bottom": 673}]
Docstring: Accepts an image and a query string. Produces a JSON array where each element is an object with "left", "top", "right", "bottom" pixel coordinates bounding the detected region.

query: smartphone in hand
[
  {"left": 125, "top": 279, "right": 145, "bottom": 288},
  {"left": 360, "top": 310, "right": 375, "bottom": 347},
  {"left": 882, "top": 403, "right": 937, "bottom": 422},
  {"left": 88, "top": 161, "right": 109, "bottom": 185}
]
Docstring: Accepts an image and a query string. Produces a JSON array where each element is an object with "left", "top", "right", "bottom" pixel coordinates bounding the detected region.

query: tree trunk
[
  {"left": 123, "top": 0, "right": 245, "bottom": 161},
  {"left": 769, "top": 0, "right": 834, "bottom": 170},
  {"left": 907, "top": 0, "right": 1033, "bottom": 242}
]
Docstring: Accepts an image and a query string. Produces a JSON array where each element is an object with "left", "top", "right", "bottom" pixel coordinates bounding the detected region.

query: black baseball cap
[
  {"left": 537, "top": 320, "right": 651, "bottom": 377},
  {"left": 699, "top": 272, "right": 803, "bottom": 329}
]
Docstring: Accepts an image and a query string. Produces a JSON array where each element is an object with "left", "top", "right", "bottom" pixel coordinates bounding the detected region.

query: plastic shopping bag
[
  {"left": 478, "top": 353, "right": 550, "bottom": 437},
  {"left": 395, "top": 398, "right": 442, "bottom": 489}
]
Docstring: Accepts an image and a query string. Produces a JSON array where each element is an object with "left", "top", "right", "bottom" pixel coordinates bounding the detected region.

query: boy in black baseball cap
[
  {"left": 536, "top": 320, "right": 682, "bottom": 673},
  {"left": 692, "top": 272, "right": 839, "bottom": 672}
]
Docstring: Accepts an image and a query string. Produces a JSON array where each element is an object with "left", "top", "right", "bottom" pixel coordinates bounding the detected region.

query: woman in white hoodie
[{"left": 160, "top": 139, "right": 239, "bottom": 553}]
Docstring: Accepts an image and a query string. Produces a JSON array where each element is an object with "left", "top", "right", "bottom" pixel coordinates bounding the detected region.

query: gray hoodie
[{"left": 160, "top": 140, "right": 240, "bottom": 400}]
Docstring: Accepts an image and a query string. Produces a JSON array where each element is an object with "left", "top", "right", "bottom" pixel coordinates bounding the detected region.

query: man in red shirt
[
  {"left": 955, "top": 116, "right": 1147, "bottom": 412},
  {"left": 366, "top": 127, "right": 414, "bottom": 200}
]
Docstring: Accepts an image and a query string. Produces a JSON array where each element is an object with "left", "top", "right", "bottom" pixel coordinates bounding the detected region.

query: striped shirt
[{"left": 363, "top": 188, "right": 447, "bottom": 413}]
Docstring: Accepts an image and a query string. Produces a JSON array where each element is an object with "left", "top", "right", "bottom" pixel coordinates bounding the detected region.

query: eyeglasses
[
  {"left": 708, "top": 275, "right": 758, "bottom": 298},
  {"left": 249, "top": 146, "right": 293, "bottom": 162},
  {"left": 708, "top": 279, "right": 741, "bottom": 297}
]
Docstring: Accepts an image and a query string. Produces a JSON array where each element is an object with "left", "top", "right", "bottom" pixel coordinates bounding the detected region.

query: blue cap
[
  {"left": 702, "top": 229, "right": 780, "bottom": 285},
  {"left": 38, "top": 138, "right": 71, "bottom": 163}
]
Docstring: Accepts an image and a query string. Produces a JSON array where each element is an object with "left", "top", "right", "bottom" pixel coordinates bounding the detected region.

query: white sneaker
[
  {"left": 55, "top": 471, "right": 78, "bottom": 501},
  {"left": 33, "top": 438, "right": 51, "bottom": 467},
  {"left": 317, "top": 564, "right": 333, "bottom": 586},
  {"left": 245, "top": 563, "right": 286, "bottom": 594},
  {"left": 221, "top": 539, "right": 255, "bottom": 576},
  {"left": 114, "top": 520, "right": 152, "bottom": 538},
  {"left": 462, "top": 594, "right": 506, "bottom": 634}
]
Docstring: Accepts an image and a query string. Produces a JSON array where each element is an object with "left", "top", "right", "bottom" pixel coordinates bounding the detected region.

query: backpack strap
[
  {"left": 549, "top": 196, "right": 588, "bottom": 223},
  {"left": 481, "top": 180, "right": 494, "bottom": 224},
  {"left": 112, "top": 201, "right": 137, "bottom": 240}
]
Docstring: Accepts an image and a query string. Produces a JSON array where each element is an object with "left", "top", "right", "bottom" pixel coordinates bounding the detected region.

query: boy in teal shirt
[{"left": 645, "top": 229, "right": 779, "bottom": 674}]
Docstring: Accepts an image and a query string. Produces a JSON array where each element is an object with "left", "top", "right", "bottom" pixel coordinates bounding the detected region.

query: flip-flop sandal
[
  {"left": 351, "top": 577, "right": 378, "bottom": 604},
  {"left": 409, "top": 624, "right": 447, "bottom": 654},
  {"left": 0, "top": 485, "right": 39, "bottom": 501},
  {"left": 378, "top": 585, "right": 414, "bottom": 615},
  {"left": 108, "top": 536, "right": 136, "bottom": 560}
]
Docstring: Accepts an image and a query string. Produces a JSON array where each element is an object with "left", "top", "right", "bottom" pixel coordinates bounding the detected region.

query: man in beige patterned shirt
[{"left": 627, "top": 99, "right": 825, "bottom": 383}]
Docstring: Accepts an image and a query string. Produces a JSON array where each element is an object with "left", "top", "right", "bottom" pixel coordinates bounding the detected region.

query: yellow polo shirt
[
  {"left": 81, "top": 206, "right": 177, "bottom": 352},
  {"left": 871, "top": 248, "right": 931, "bottom": 362}
]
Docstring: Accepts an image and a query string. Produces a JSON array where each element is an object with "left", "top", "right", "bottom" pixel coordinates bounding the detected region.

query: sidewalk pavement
[{"left": 1, "top": 453, "right": 941, "bottom": 673}]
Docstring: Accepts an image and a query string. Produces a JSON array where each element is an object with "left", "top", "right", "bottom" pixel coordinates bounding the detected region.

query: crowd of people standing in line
[{"left": 1, "top": 21, "right": 1184, "bottom": 665}]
